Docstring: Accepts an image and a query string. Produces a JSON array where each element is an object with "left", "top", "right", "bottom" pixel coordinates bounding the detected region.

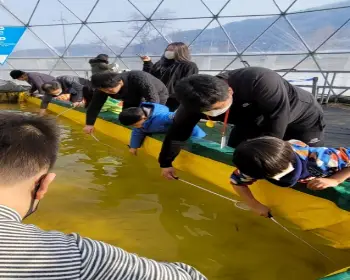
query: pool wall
[
  {"left": 321, "top": 266, "right": 350, "bottom": 279},
  {"left": 27, "top": 96, "right": 350, "bottom": 250}
]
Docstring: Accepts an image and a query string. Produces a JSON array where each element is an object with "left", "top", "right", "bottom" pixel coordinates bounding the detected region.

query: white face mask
[
  {"left": 164, "top": 51, "right": 175, "bottom": 60},
  {"left": 203, "top": 99, "right": 232, "bottom": 117},
  {"left": 270, "top": 163, "right": 295, "bottom": 181}
]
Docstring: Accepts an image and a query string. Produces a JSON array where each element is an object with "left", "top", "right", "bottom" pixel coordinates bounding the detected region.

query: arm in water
[
  {"left": 231, "top": 184, "right": 271, "bottom": 218},
  {"left": 84, "top": 91, "right": 108, "bottom": 134},
  {"left": 230, "top": 169, "right": 270, "bottom": 217},
  {"left": 39, "top": 94, "right": 53, "bottom": 115},
  {"left": 128, "top": 128, "right": 147, "bottom": 155},
  {"left": 158, "top": 105, "right": 202, "bottom": 179}
]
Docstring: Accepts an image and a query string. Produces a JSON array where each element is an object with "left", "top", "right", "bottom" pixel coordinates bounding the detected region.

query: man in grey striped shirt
[{"left": 0, "top": 111, "right": 207, "bottom": 280}]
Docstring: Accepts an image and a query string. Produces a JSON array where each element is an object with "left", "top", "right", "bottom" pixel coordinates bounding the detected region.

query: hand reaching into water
[
  {"left": 250, "top": 203, "right": 271, "bottom": 218},
  {"left": 161, "top": 167, "right": 178, "bottom": 180},
  {"left": 72, "top": 101, "right": 84, "bottom": 108},
  {"left": 83, "top": 125, "right": 94, "bottom": 134}
]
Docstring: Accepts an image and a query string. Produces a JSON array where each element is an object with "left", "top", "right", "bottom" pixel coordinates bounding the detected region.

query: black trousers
[{"left": 228, "top": 120, "right": 325, "bottom": 148}]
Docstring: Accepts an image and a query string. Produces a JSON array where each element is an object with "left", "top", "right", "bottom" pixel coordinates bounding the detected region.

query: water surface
[{"left": 5, "top": 103, "right": 350, "bottom": 280}]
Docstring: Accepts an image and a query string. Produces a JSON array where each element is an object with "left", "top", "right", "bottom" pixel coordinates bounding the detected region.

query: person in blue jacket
[{"left": 119, "top": 102, "right": 206, "bottom": 155}]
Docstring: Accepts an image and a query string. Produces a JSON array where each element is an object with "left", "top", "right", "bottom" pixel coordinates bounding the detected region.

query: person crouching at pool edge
[
  {"left": 40, "top": 75, "right": 91, "bottom": 115},
  {"left": 119, "top": 102, "right": 206, "bottom": 155},
  {"left": 230, "top": 136, "right": 350, "bottom": 218}
]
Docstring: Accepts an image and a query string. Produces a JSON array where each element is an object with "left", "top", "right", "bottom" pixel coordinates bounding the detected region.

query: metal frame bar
[
  {"left": 27, "top": 0, "right": 41, "bottom": 25},
  {"left": 0, "top": 4, "right": 62, "bottom": 58},
  {"left": 283, "top": 14, "right": 338, "bottom": 96},
  {"left": 0, "top": 0, "right": 349, "bottom": 101},
  {"left": 221, "top": 15, "right": 282, "bottom": 71},
  {"left": 320, "top": 72, "right": 329, "bottom": 104},
  {"left": 323, "top": 73, "right": 335, "bottom": 104}
]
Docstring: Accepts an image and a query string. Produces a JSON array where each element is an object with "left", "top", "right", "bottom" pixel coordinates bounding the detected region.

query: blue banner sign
[{"left": 0, "top": 26, "right": 26, "bottom": 65}]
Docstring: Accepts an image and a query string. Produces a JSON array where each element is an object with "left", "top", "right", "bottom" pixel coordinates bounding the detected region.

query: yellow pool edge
[{"left": 26, "top": 97, "right": 350, "bottom": 251}]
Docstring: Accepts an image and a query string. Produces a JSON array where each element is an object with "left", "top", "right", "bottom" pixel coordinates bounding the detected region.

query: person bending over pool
[
  {"left": 157, "top": 67, "right": 325, "bottom": 180},
  {"left": 119, "top": 102, "right": 206, "bottom": 155},
  {"left": 0, "top": 111, "right": 207, "bottom": 280},
  {"left": 230, "top": 136, "right": 350, "bottom": 217},
  {"left": 10, "top": 70, "right": 55, "bottom": 96},
  {"left": 40, "top": 75, "right": 91, "bottom": 115},
  {"left": 83, "top": 71, "right": 169, "bottom": 134}
]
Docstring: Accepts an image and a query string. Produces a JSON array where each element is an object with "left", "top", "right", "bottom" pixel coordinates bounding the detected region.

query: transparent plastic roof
[{"left": 1, "top": 0, "right": 350, "bottom": 94}]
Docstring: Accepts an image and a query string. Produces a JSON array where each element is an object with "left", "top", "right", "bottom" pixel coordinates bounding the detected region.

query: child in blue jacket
[
  {"left": 230, "top": 136, "right": 350, "bottom": 218},
  {"left": 119, "top": 102, "right": 206, "bottom": 155}
]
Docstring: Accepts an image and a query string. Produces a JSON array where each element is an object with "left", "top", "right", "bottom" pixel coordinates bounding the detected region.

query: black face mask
[{"left": 23, "top": 176, "right": 45, "bottom": 220}]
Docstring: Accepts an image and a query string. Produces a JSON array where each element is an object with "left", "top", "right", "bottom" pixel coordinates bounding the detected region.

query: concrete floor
[{"left": 323, "top": 104, "right": 350, "bottom": 147}]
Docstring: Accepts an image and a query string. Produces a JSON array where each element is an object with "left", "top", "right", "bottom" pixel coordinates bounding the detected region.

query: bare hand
[
  {"left": 307, "top": 178, "right": 339, "bottom": 190},
  {"left": 83, "top": 125, "right": 94, "bottom": 134},
  {"left": 251, "top": 203, "right": 271, "bottom": 218},
  {"left": 161, "top": 167, "right": 177, "bottom": 180},
  {"left": 129, "top": 148, "right": 137, "bottom": 155},
  {"left": 55, "top": 93, "right": 70, "bottom": 101},
  {"left": 140, "top": 55, "right": 151, "bottom": 62},
  {"left": 72, "top": 101, "right": 83, "bottom": 108}
]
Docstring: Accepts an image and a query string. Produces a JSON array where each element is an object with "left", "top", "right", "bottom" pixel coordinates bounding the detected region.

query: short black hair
[
  {"left": 41, "top": 81, "right": 61, "bottom": 93},
  {"left": 91, "top": 72, "right": 122, "bottom": 89},
  {"left": 119, "top": 107, "right": 145, "bottom": 126},
  {"left": 0, "top": 112, "right": 60, "bottom": 184},
  {"left": 96, "top": 54, "right": 109, "bottom": 62},
  {"left": 10, "top": 70, "right": 25, "bottom": 79},
  {"left": 232, "top": 136, "right": 295, "bottom": 179},
  {"left": 175, "top": 74, "right": 229, "bottom": 111}
]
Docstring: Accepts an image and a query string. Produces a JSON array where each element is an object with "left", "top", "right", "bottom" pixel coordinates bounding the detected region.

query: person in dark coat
[
  {"left": 89, "top": 54, "right": 118, "bottom": 75},
  {"left": 40, "top": 76, "right": 91, "bottom": 115},
  {"left": 230, "top": 136, "right": 350, "bottom": 217},
  {"left": 141, "top": 42, "right": 198, "bottom": 111},
  {"left": 83, "top": 71, "right": 169, "bottom": 134},
  {"left": 157, "top": 67, "right": 325, "bottom": 180},
  {"left": 9, "top": 70, "right": 55, "bottom": 96}
]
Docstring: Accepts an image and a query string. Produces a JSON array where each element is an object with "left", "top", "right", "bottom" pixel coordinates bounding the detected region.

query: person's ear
[
  {"left": 228, "top": 87, "right": 233, "bottom": 96},
  {"left": 36, "top": 173, "right": 56, "bottom": 200}
]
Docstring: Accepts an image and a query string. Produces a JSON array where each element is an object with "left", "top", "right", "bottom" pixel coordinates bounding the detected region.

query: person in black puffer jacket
[
  {"left": 89, "top": 54, "right": 118, "bottom": 75},
  {"left": 83, "top": 71, "right": 169, "bottom": 134},
  {"left": 141, "top": 42, "right": 198, "bottom": 111}
]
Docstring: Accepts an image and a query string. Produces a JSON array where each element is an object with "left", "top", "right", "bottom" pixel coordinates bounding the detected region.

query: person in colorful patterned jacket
[{"left": 230, "top": 136, "right": 350, "bottom": 218}]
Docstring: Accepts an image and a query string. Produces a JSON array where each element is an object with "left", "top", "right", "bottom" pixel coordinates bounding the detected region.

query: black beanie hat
[{"left": 95, "top": 54, "right": 109, "bottom": 62}]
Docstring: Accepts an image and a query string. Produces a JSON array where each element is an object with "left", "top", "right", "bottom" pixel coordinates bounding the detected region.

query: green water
[{"left": 5, "top": 103, "right": 350, "bottom": 280}]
